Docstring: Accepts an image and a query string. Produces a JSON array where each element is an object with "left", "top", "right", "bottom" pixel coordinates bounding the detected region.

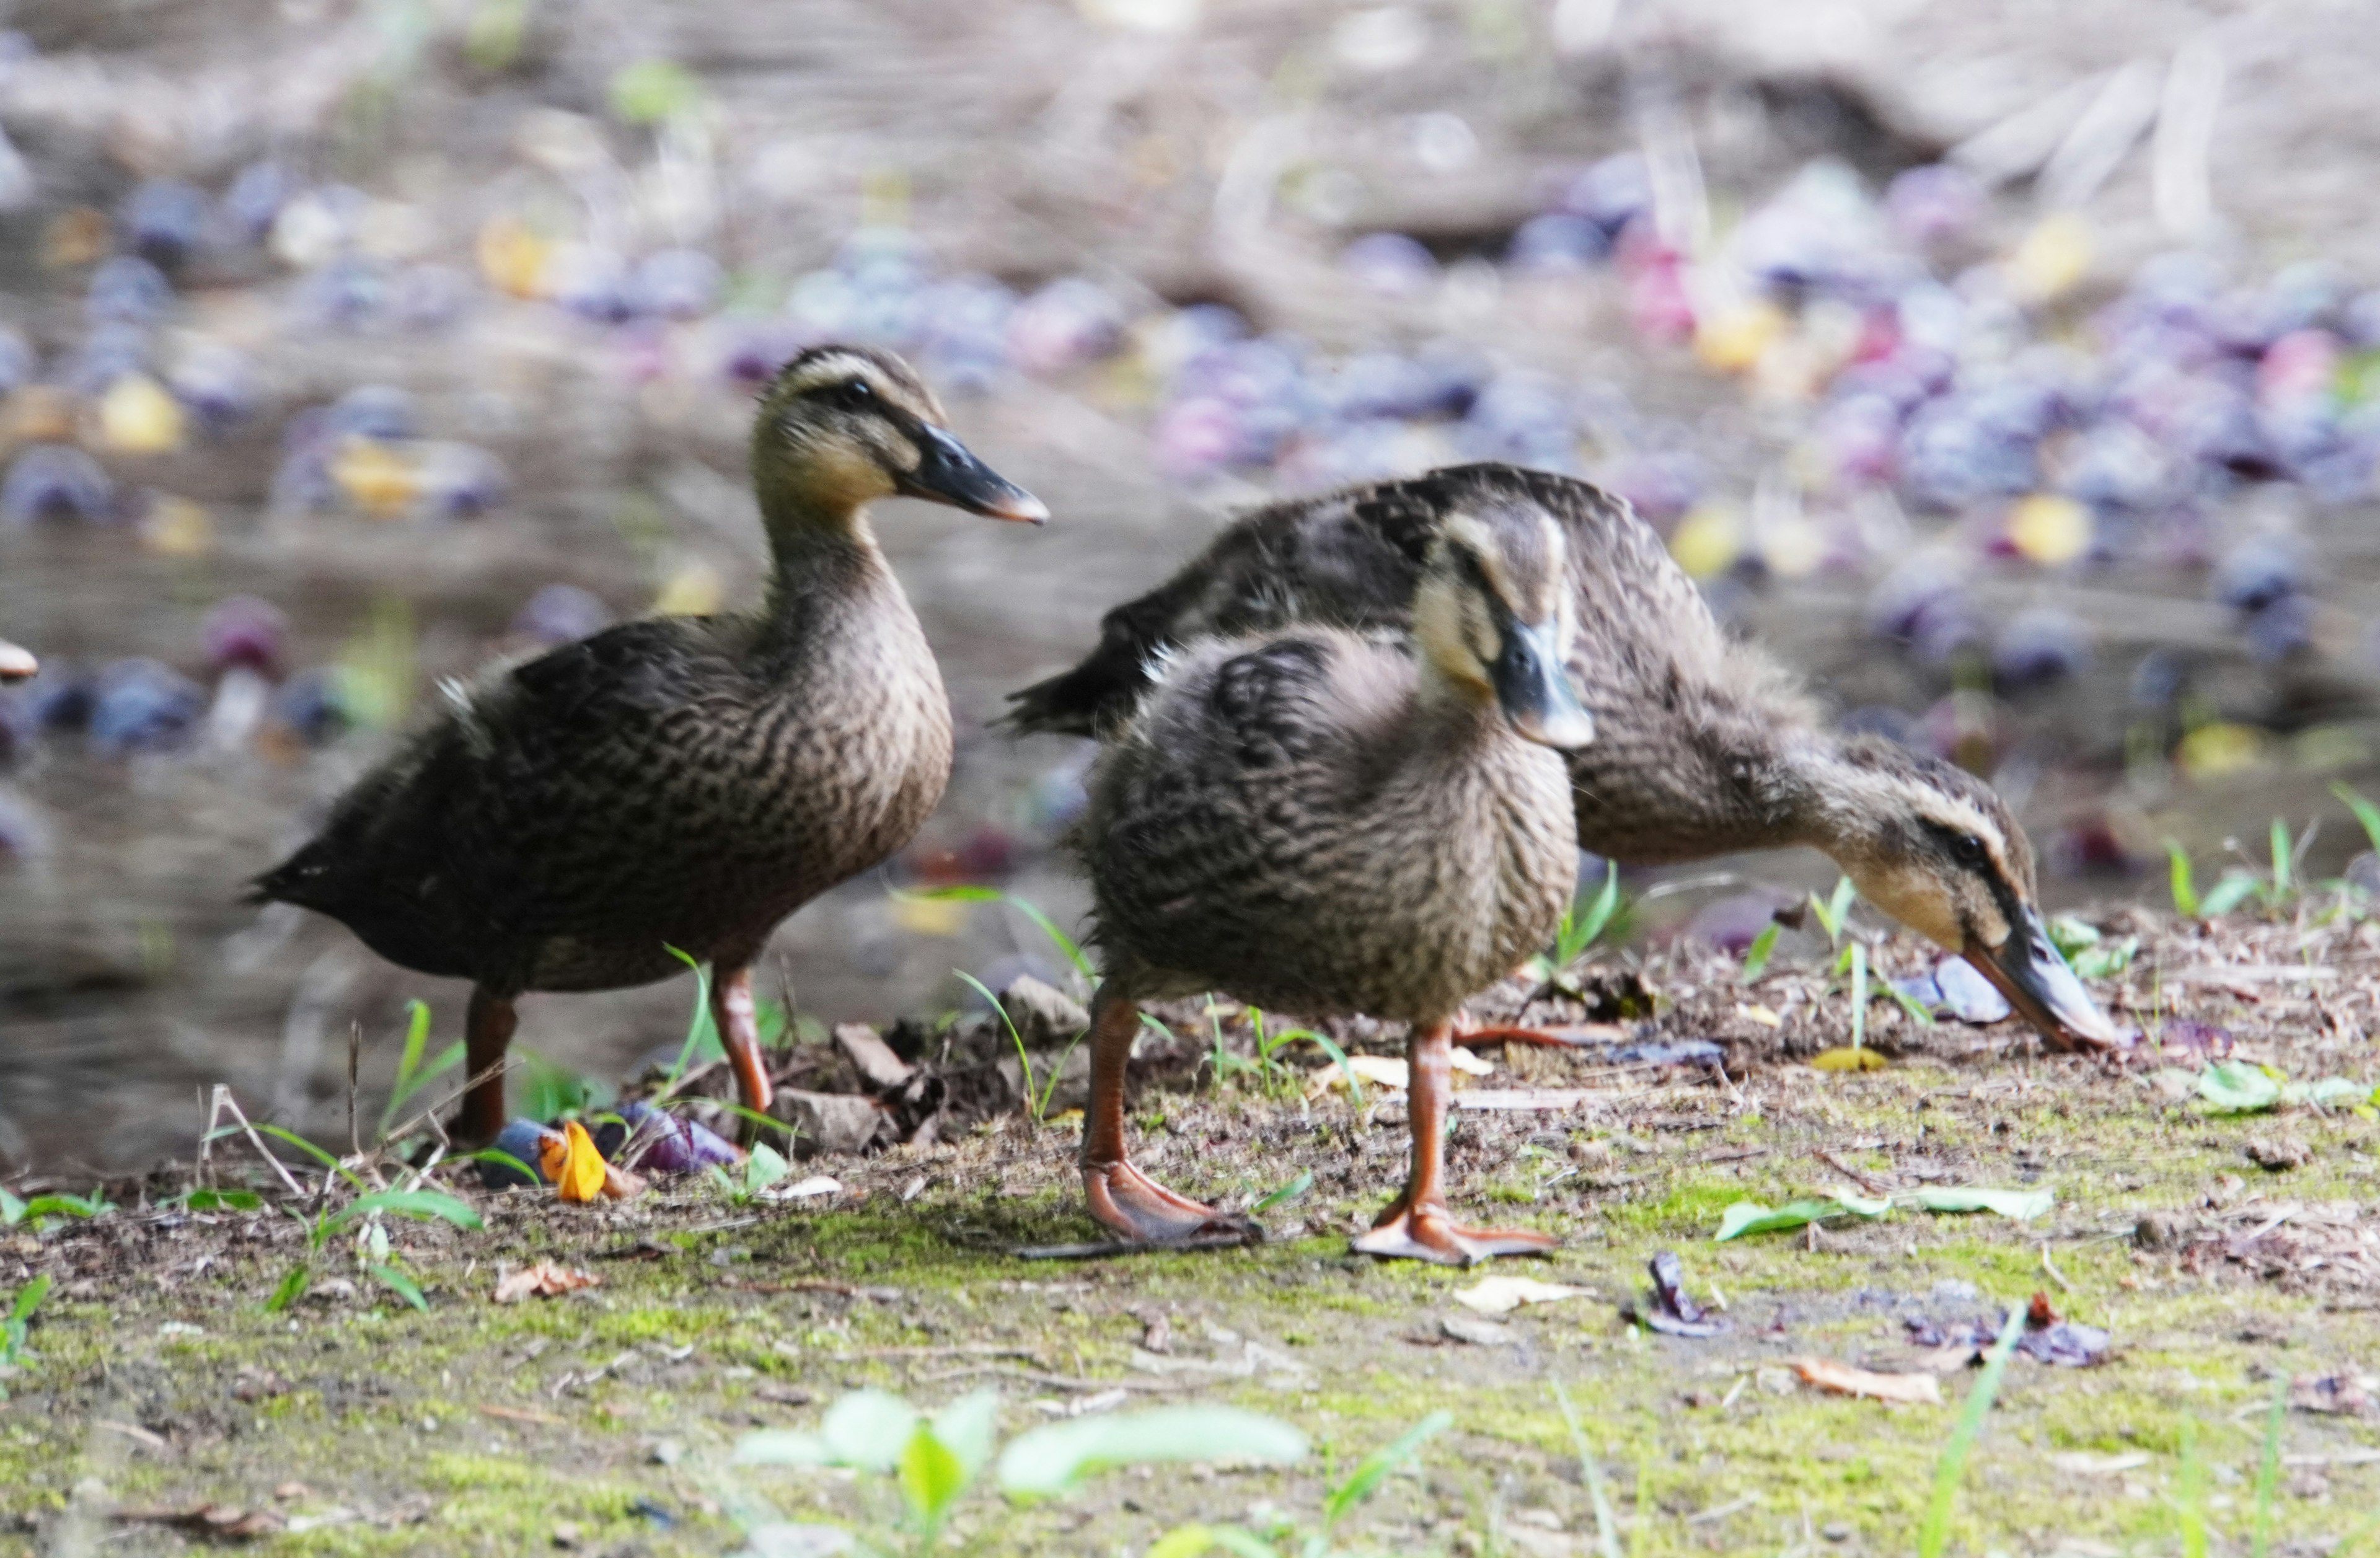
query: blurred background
[{"left": 5, "top": 0, "right": 2380, "bottom": 1174}]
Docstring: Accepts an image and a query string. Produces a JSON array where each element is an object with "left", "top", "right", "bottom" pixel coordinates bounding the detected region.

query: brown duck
[
  {"left": 1013, "top": 462, "right": 2122, "bottom": 1052},
  {"left": 254, "top": 346, "right": 1047, "bottom": 1143},
  {"left": 1077, "top": 502, "right": 1594, "bottom": 1264}
]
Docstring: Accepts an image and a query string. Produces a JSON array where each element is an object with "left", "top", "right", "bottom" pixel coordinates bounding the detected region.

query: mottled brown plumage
[
  {"left": 1010, "top": 462, "right": 2123, "bottom": 1052},
  {"left": 253, "top": 345, "right": 1048, "bottom": 1141},
  {"left": 1075, "top": 504, "right": 1590, "bottom": 1264}
]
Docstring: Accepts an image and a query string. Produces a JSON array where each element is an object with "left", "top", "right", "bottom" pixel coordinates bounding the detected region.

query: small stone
[
  {"left": 1822, "top": 1521, "right": 1853, "bottom": 1543},
  {"left": 2245, "top": 1135, "right": 2310, "bottom": 1172},
  {"left": 1439, "top": 1314, "right": 1517, "bottom": 1347},
  {"left": 1000, "top": 974, "right": 1090, "bottom": 1049},
  {"left": 769, "top": 1090, "right": 890, "bottom": 1158},
  {"left": 646, "top": 1438, "right": 683, "bottom": 1466},
  {"left": 2133, "top": 1211, "right": 2188, "bottom": 1250},
  {"left": 552, "top": 1521, "right": 583, "bottom": 1549}
]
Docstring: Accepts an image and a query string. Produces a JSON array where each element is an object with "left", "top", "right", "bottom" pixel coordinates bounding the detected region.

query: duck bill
[
  {"left": 0, "top": 640, "right": 33, "bottom": 684},
  {"left": 897, "top": 426, "right": 1048, "bottom": 523},
  {"left": 1494, "top": 619, "right": 1595, "bottom": 750},
  {"left": 1961, "top": 905, "right": 2131, "bottom": 1054}
]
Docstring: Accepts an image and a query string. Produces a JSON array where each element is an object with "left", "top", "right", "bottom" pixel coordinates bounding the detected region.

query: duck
[
  {"left": 253, "top": 346, "right": 1048, "bottom": 1145},
  {"left": 1076, "top": 501, "right": 1595, "bottom": 1264},
  {"left": 0, "top": 640, "right": 32, "bottom": 683},
  {"left": 1011, "top": 462, "right": 2123, "bottom": 1053}
]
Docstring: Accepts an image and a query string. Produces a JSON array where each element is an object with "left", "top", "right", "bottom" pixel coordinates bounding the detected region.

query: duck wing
[
  {"left": 1002, "top": 462, "right": 1680, "bottom": 734},
  {"left": 250, "top": 617, "right": 755, "bottom": 979}
]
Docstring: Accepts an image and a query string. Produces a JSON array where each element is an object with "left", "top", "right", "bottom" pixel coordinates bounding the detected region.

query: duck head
[
  {"left": 1413, "top": 505, "right": 1595, "bottom": 750},
  {"left": 1807, "top": 737, "right": 2128, "bottom": 1053},
  {"left": 752, "top": 345, "right": 1046, "bottom": 529}
]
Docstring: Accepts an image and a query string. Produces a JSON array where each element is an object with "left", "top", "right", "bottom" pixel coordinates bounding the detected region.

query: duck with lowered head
[
  {"left": 253, "top": 346, "right": 1047, "bottom": 1144},
  {"left": 1012, "top": 462, "right": 2125, "bottom": 1054}
]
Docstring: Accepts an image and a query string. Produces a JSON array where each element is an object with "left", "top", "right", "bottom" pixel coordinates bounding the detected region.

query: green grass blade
[
  {"left": 1321, "top": 1412, "right": 1452, "bottom": 1530},
  {"left": 2252, "top": 1371, "right": 2286, "bottom": 1558},
  {"left": 2167, "top": 841, "right": 2202, "bottom": 917},
  {"left": 1740, "top": 921, "right": 1779, "bottom": 982},
  {"left": 2271, "top": 817, "right": 2294, "bottom": 898},
  {"left": 8, "top": 1273, "right": 51, "bottom": 1327},
  {"left": 264, "top": 1265, "right": 311, "bottom": 1313},
  {"left": 661, "top": 944, "right": 713, "bottom": 1088},
  {"left": 1849, "top": 942, "right": 1867, "bottom": 1052},
  {"left": 368, "top": 1263, "right": 428, "bottom": 1312},
  {"left": 2179, "top": 1415, "right": 2208, "bottom": 1558},
  {"left": 252, "top": 1124, "right": 368, "bottom": 1189},
  {"left": 1917, "top": 1303, "right": 2025, "bottom": 1558},
  {"left": 1551, "top": 1383, "right": 1624, "bottom": 1558},
  {"left": 956, "top": 970, "right": 1038, "bottom": 1122},
  {"left": 2332, "top": 782, "right": 2380, "bottom": 855}
]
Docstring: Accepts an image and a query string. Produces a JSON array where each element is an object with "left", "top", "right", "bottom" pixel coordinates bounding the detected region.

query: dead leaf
[
  {"left": 493, "top": 1261, "right": 601, "bottom": 1303},
  {"left": 1624, "top": 1251, "right": 1724, "bottom": 1337},
  {"left": 2289, "top": 1371, "right": 2378, "bottom": 1417},
  {"left": 1453, "top": 1276, "right": 1592, "bottom": 1315},
  {"left": 113, "top": 1504, "right": 286, "bottom": 1540},
  {"left": 1311, "top": 1049, "right": 1493, "bottom": 1099},
  {"left": 1790, "top": 1357, "right": 1943, "bottom": 1405}
]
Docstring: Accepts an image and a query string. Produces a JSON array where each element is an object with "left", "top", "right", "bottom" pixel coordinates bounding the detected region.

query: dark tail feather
[
  {"left": 247, "top": 843, "right": 335, "bottom": 910},
  {"left": 1000, "top": 646, "right": 1159, "bottom": 739}
]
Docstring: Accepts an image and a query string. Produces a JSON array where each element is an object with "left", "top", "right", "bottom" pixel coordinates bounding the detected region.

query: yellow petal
[
  {"left": 1668, "top": 503, "right": 1743, "bottom": 580},
  {"left": 99, "top": 374, "right": 186, "bottom": 454},
  {"left": 2006, "top": 493, "right": 2091, "bottom": 566},
  {"left": 2177, "top": 721, "right": 2268, "bottom": 780},
  {"left": 477, "top": 214, "right": 553, "bottom": 299},
  {"left": 139, "top": 495, "right": 214, "bottom": 558},
  {"left": 331, "top": 436, "right": 421, "bottom": 518},
  {"left": 889, "top": 894, "right": 968, "bottom": 936},
  {"left": 1809, "top": 1046, "right": 1889, "bottom": 1072},
  {"left": 1694, "top": 300, "right": 1787, "bottom": 375},
  {"left": 555, "top": 1119, "right": 607, "bottom": 1204},
  {"left": 2008, "top": 213, "right": 2093, "bottom": 305}
]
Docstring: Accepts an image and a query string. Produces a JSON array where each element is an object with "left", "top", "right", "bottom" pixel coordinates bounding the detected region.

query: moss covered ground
[{"left": 5, "top": 909, "right": 2380, "bottom": 1557}]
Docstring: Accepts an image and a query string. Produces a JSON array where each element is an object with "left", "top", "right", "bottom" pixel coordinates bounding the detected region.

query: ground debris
[
  {"left": 112, "top": 1503, "right": 284, "bottom": 1541},
  {"left": 2289, "top": 1368, "right": 2379, "bottom": 1417},
  {"left": 492, "top": 1260, "right": 600, "bottom": 1303},
  {"left": 1626, "top": 1251, "right": 1725, "bottom": 1337},
  {"left": 1789, "top": 1356, "right": 1943, "bottom": 1405}
]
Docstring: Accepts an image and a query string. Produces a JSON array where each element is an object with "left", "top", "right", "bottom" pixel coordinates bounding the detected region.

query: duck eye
[{"left": 1950, "top": 834, "right": 1987, "bottom": 868}]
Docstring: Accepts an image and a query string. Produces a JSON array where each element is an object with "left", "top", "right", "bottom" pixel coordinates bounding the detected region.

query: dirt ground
[{"left": 6, "top": 904, "right": 2380, "bottom": 1557}]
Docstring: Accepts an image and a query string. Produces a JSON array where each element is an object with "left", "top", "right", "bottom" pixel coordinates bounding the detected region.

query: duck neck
[
  {"left": 1766, "top": 732, "right": 1899, "bottom": 869},
  {"left": 754, "top": 495, "right": 906, "bottom": 664}
]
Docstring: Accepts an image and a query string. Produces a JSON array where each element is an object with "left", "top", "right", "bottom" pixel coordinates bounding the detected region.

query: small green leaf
[
  {"left": 2198, "top": 1062, "right": 2283, "bottom": 1114},
  {"left": 2270, "top": 817, "right": 2294, "bottom": 898},
  {"left": 1147, "top": 1526, "right": 1228, "bottom": 1558},
  {"left": 1252, "top": 1169, "right": 1313, "bottom": 1213},
  {"left": 0, "top": 1188, "right": 22, "bottom": 1226},
  {"left": 180, "top": 1189, "right": 265, "bottom": 1213},
  {"left": 822, "top": 1389, "right": 921, "bottom": 1472},
  {"left": 1323, "top": 1411, "right": 1452, "bottom": 1528},
  {"left": 1714, "top": 1198, "right": 1887, "bottom": 1241},
  {"left": 1907, "top": 1186, "right": 2055, "bottom": 1221},
  {"left": 368, "top": 1263, "right": 428, "bottom": 1311},
  {"left": 997, "top": 1406, "right": 1307, "bottom": 1500},
  {"left": 609, "top": 58, "right": 705, "bottom": 125},
  {"left": 2200, "top": 872, "right": 2262, "bottom": 918},
  {"left": 2330, "top": 783, "right": 2380, "bottom": 855},
  {"left": 931, "top": 1389, "right": 1002, "bottom": 1482},
  {"left": 328, "top": 1189, "right": 484, "bottom": 1233},
  {"left": 899, "top": 1422, "right": 971, "bottom": 1531},
  {"left": 2045, "top": 916, "right": 2102, "bottom": 957},
  {"left": 744, "top": 1141, "right": 791, "bottom": 1194}
]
